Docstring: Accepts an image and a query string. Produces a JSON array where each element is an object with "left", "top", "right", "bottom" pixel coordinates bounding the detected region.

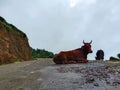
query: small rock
[
  {"left": 94, "top": 83, "right": 99, "bottom": 87},
  {"left": 17, "top": 88, "right": 24, "bottom": 90},
  {"left": 86, "top": 77, "right": 95, "bottom": 83},
  {"left": 112, "top": 81, "right": 120, "bottom": 86}
]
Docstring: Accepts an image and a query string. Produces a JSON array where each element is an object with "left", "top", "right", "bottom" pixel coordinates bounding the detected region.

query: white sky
[{"left": 0, "top": 0, "right": 120, "bottom": 60}]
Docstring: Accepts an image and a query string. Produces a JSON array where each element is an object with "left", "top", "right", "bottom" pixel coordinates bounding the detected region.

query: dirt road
[
  {"left": 0, "top": 59, "right": 120, "bottom": 90},
  {"left": 0, "top": 58, "right": 54, "bottom": 90}
]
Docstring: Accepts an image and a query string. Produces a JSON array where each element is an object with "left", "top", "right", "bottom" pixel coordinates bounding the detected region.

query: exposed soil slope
[{"left": 0, "top": 16, "right": 31, "bottom": 64}]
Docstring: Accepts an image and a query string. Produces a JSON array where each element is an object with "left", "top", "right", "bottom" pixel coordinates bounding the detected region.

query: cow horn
[
  {"left": 90, "top": 40, "right": 92, "bottom": 44},
  {"left": 83, "top": 40, "right": 85, "bottom": 44}
]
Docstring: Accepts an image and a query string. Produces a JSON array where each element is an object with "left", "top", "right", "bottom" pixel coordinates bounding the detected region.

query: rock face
[{"left": 0, "top": 16, "right": 31, "bottom": 64}]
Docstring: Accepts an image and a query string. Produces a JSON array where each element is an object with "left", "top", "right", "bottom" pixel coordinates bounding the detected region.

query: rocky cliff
[{"left": 0, "top": 16, "right": 31, "bottom": 64}]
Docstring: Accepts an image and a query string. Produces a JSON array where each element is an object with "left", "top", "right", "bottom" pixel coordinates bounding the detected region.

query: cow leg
[
  {"left": 61, "top": 53, "right": 77, "bottom": 64},
  {"left": 62, "top": 60, "right": 67, "bottom": 64},
  {"left": 77, "top": 59, "right": 88, "bottom": 63},
  {"left": 63, "top": 59, "right": 76, "bottom": 64},
  {"left": 83, "top": 60, "right": 88, "bottom": 63},
  {"left": 62, "top": 54, "right": 68, "bottom": 64},
  {"left": 68, "top": 60, "right": 77, "bottom": 64}
]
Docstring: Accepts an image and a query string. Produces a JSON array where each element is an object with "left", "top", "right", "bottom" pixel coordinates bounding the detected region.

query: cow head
[{"left": 83, "top": 40, "right": 93, "bottom": 53}]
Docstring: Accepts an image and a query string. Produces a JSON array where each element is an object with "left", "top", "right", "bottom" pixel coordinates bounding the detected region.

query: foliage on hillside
[
  {"left": 0, "top": 16, "right": 26, "bottom": 38},
  {"left": 109, "top": 53, "right": 120, "bottom": 61},
  {"left": 31, "top": 47, "right": 54, "bottom": 58}
]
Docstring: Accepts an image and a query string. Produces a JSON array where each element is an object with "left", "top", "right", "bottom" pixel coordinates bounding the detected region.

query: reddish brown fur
[{"left": 53, "top": 41, "right": 93, "bottom": 64}]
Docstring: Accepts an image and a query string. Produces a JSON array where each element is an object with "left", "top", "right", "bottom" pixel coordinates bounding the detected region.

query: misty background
[{"left": 0, "top": 0, "right": 120, "bottom": 60}]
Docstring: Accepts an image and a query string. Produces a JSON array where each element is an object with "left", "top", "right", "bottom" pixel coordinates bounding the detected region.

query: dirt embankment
[
  {"left": 0, "top": 16, "right": 31, "bottom": 64},
  {"left": 0, "top": 59, "right": 120, "bottom": 90}
]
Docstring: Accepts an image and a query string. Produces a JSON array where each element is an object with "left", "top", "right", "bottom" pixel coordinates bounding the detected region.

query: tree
[
  {"left": 117, "top": 54, "right": 120, "bottom": 59},
  {"left": 30, "top": 47, "right": 54, "bottom": 58}
]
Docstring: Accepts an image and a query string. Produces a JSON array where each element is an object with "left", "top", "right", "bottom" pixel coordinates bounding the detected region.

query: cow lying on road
[
  {"left": 53, "top": 41, "right": 93, "bottom": 64},
  {"left": 95, "top": 49, "right": 104, "bottom": 60}
]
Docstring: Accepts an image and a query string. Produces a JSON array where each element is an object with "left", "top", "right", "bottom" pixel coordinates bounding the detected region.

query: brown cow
[{"left": 53, "top": 40, "right": 93, "bottom": 64}]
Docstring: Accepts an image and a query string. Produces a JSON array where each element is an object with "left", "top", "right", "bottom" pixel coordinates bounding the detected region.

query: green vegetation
[
  {"left": 31, "top": 47, "right": 54, "bottom": 58},
  {"left": 109, "top": 53, "right": 120, "bottom": 61},
  {"left": 0, "top": 16, "right": 6, "bottom": 22},
  {"left": 0, "top": 16, "right": 26, "bottom": 38}
]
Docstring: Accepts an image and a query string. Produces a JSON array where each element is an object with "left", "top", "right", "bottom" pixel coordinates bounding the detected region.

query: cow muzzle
[{"left": 90, "top": 51, "right": 93, "bottom": 53}]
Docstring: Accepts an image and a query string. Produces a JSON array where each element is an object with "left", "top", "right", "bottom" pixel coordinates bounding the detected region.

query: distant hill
[
  {"left": 0, "top": 16, "right": 31, "bottom": 64},
  {"left": 31, "top": 47, "right": 54, "bottom": 58}
]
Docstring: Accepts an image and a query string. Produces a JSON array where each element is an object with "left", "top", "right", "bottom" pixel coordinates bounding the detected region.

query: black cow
[{"left": 95, "top": 49, "right": 104, "bottom": 60}]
